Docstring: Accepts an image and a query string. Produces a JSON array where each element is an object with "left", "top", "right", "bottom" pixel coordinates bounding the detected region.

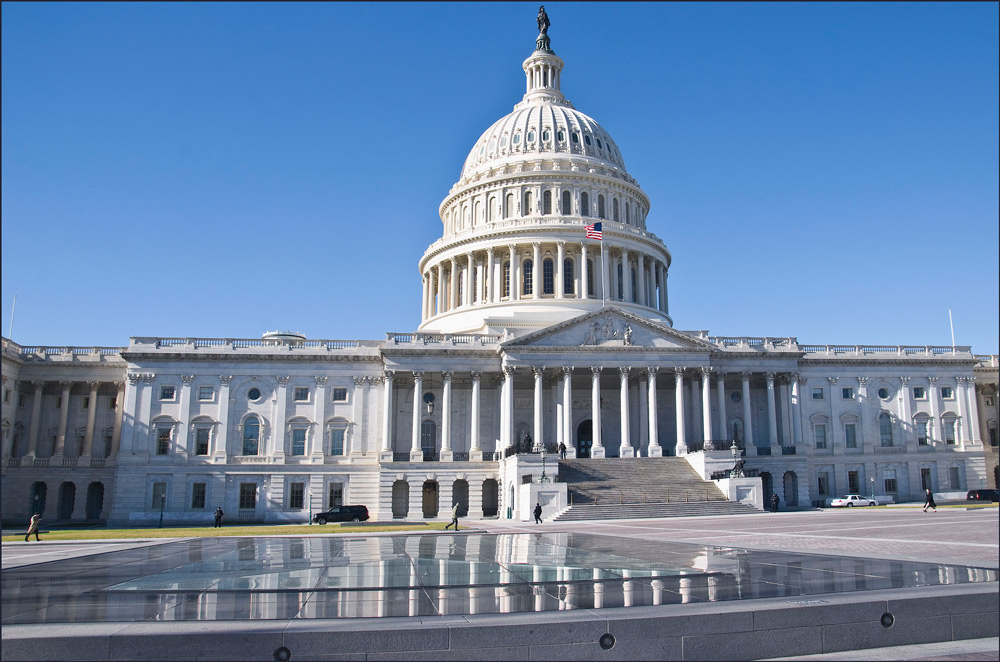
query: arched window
[
  {"left": 503, "top": 261, "right": 510, "bottom": 298},
  {"left": 523, "top": 191, "right": 532, "bottom": 217},
  {"left": 878, "top": 412, "right": 893, "bottom": 447},
  {"left": 488, "top": 196, "right": 496, "bottom": 222},
  {"left": 562, "top": 190, "right": 571, "bottom": 214},
  {"left": 505, "top": 193, "right": 514, "bottom": 219},
  {"left": 542, "top": 190, "right": 552, "bottom": 215},
  {"left": 613, "top": 198, "right": 619, "bottom": 222},
  {"left": 457, "top": 271, "right": 464, "bottom": 305},
  {"left": 522, "top": 259, "right": 533, "bottom": 295},
  {"left": 587, "top": 259, "right": 595, "bottom": 296},
  {"left": 617, "top": 263, "right": 624, "bottom": 299},
  {"left": 631, "top": 267, "right": 637, "bottom": 302},
  {"left": 473, "top": 200, "right": 481, "bottom": 226},
  {"left": 580, "top": 192, "right": 590, "bottom": 217},
  {"left": 598, "top": 194, "right": 606, "bottom": 219},
  {"left": 542, "top": 258, "right": 554, "bottom": 294},
  {"left": 243, "top": 417, "right": 260, "bottom": 456},
  {"left": 563, "top": 259, "right": 575, "bottom": 296},
  {"left": 625, "top": 201, "right": 630, "bottom": 224}
]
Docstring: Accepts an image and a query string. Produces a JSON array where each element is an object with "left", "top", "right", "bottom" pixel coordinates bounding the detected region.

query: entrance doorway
[
  {"left": 576, "top": 420, "right": 593, "bottom": 459},
  {"left": 422, "top": 480, "right": 439, "bottom": 518}
]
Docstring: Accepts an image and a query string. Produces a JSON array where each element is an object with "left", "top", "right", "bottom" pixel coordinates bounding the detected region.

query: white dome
[{"left": 460, "top": 104, "right": 627, "bottom": 181}]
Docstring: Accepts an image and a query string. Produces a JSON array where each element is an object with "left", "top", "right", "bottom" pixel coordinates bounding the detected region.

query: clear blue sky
[{"left": 3, "top": 2, "right": 998, "bottom": 352}]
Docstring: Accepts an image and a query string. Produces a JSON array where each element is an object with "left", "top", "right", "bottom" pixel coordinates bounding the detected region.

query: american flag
[{"left": 585, "top": 222, "right": 603, "bottom": 240}]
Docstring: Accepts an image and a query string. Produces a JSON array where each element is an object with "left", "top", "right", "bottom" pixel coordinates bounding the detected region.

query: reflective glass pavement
[{"left": 2, "top": 533, "right": 996, "bottom": 623}]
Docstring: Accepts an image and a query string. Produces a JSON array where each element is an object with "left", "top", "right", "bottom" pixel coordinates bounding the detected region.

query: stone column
[
  {"left": 928, "top": 377, "right": 939, "bottom": 443},
  {"left": 532, "top": 243, "right": 541, "bottom": 300},
  {"left": 955, "top": 377, "right": 969, "bottom": 449},
  {"left": 741, "top": 373, "right": 753, "bottom": 449},
  {"left": 790, "top": 374, "right": 802, "bottom": 447},
  {"left": 826, "top": 377, "right": 841, "bottom": 451},
  {"left": 662, "top": 268, "right": 669, "bottom": 315},
  {"left": 475, "top": 257, "right": 484, "bottom": 305},
  {"left": 965, "top": 377, "right": 982, "bottom": 444},
  {"left": 348, "top": 377, "right": 363, "bottom": 457},
  {"left": 410, "top": 372, "right": 424, "bottom": 462},
  {"left": 436, "top": 264, "right": 445, "bottom": 314},
  {"left": 636, "top": 253, "right": 646, "bottom": 306},
  {"left": 422, "top": 272, "right": 429, "bottom": 319},
  {"left": 464, "top": 255, "right": 473, "bottom": 307},
  {"left": 674, "top": 368, "right": 686, "bottom": 455},
  {"left": 591, "top": 367, "right": 604, "bottom": 458},
  {"left": 508, "top": 245, "right": 519, "bottom": 301},
  {"left": 646, "top": 367, "right": 662, "bottom": 457},
  {"left": 470, "top": 371, "right": 482, "bottom": 461},
  {"left": 622, "top": 248, "right": 632, "bottom": 302},
  {"left": 898, "top": 377, "right": 912, "bottom": 448},
  {"left": 174, "top": 375, "right": 193, "bottom": 459},
  {"left": 532, "top": 367, "right": 544, "bottom": 451},
  {"left": 449, "top": 257, "right": 459, "bottom": 310},
  {"left": 562, "top": 367, "right": 575, "bottom": 458},
  {"left": 700, "top": 369, "right": 713, "bottom": 447},
  {"left": 214, "top": 377, "right": 230, "bottom": 460},
  {"left": 24, "top": 381, "right": 44, "bottom": 459},
  {"left": 502, "top": 365, "right": 515, "bottom": 450},
  {"left": 380, "top": 370, "right": 395, "bottom": 460},
  {"left": 716, "top": 373, "right": 728, "bottom": 444},
  {"left": 581, "top": 243, "right": 590, "bottom": 300},
  {"left": 550, "top": 376, "right": 561, "bottom": 453},
  {"left": 619, "top": 367, "right": 633, "bottom": 457},
  {"left": 766, "top": 373, "right": 779, "bottom": 451},
  {"left": 857, "top": 377, "right": 870, "bottom": 450},
  {"left": 80, "top": 381, "right": 100, "bottom": 461},
  {"left": 556, "top": 241, "right": 565, "bottom": 299},
  {"left": 441, "top": 371, "right": 453, "bottom": 461},
  {"left": 52, "top": 381, "right": 72, "bottom": 461}
]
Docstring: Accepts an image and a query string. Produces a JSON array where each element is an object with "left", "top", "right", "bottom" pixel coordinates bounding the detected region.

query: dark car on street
[
  {"left": 313, "top": 505, "right": 370, "bottom": 524},
  {"left": 966, "top": 489, "right": 999, "bottom": 502}
]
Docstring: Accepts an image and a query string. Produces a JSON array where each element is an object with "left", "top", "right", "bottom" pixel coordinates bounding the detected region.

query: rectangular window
[
  {"left": 330, "top": 428, "right": 345, "bottom": 455},
  {"left": 4, "top": 389, "right": 11, "bottom": 403},
  {"left": 912, "top": 386, "right": 925, "bottom": 400},
  {"left": 917, "top": 421, "right": 928, "bottom": 445},
  {"left": 108, "top": 396, "right": 116, "bottom": 409},
  {"left": 940, "top": 386, "right": 953, "bottom": 399},
  {"left": 19, "top": 393, "right": 25, "bottom": 407},
  {"left": 156, "top": 428, "right": 170, "bottom": 455},
  {"left": 82, "top": 396, "right": 90, "bottom": 409},
  {"left": 195, "top": 428, "right": 210, "bottom": 455},
  {"left": 159, "top": 385, "right": 175, "bottom": 401},
  {"left": 814, "top": 424, "right": 827, "bottom": 449},
  {"left": 239, "top": 483, "right": 257, "bottom": 509},
  {"left": 289, "top": 482, "right": 304, "bottom": 509},
  {"left": 191, "top": 483, "right": 206, "bottom": 509},
  {"left": 294, "top": 387, "right": 309, "bottom": 402},
  {"left": 921, "top": 468, "right": 932, "bottom": 490},
  {"left": 151, "top": 482, "right": 167, "bottom": 509},
  {"left": 945, "top": 420, "right": 956, "bottom": 445},
  {"left": 985, "top": 396, "right": 995, "bottom": 407},
  {"left": 883, "top": 469, "right": 897, "bottom": 494},
  {"left": 948, "top": 466, "right": 960, "bottom": 490},
  {"left": 848, "top": 470, "right": 860, "bottom": 494},
  {"left": 817, "top": 472, "right": 830, "bottom": 496},
  {"left": 845, "top": 423, "right": 857, "bottom": 448},
  {"left": 332, "top": 388, "right": 348, "bottom": 403},
  {"left": 198, "top": 386, "right": 214, "bottom": 401},
  {"left": 842, "top": 387, "right": 855, "bottom": 400},
  {"left": 328, "top": 483, "right": 344, "bottom": 508},
  {"left": 291, "top": 428, "right": 306, "bottom": 456},
  {"left": 56, "top": 396, "right": 62, "bottom": 409},
  {"left": 811, "top": 388, "right": 824, "bottom": 400}
]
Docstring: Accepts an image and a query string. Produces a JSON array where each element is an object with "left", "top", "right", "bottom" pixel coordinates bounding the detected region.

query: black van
[
  {"left": 966, "top": 489, "right": 999, "bottom": 502},
  {"left": 313, "top": 505, "right": 370, "bottom": 524}
]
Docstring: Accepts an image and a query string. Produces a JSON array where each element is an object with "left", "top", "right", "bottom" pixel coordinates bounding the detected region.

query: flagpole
[{"left": 601, "top": 238, "right": 606, "bottom": 308}]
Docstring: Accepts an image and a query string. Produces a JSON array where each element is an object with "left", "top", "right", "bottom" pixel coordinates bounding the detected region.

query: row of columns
[{"left": 422, "top": 242, "right": 669, "bottom": 319}]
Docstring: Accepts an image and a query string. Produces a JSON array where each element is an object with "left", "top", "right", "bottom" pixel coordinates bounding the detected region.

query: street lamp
[
  {"left": 539, "top": 446, "right": 549, "bottom": 483},
  {"left": 870, "top": 477, "right": 875, "bottom": 501}
]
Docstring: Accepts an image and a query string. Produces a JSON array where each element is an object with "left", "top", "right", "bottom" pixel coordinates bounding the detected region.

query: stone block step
[{"left": 552, "top": 501, "right": 759, "bottom": 521}]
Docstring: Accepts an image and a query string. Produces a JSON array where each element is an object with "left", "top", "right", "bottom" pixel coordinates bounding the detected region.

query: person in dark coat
[
  {"left": 25, "top": 513, "right": 41, "bottom": 542},
  {"left": 533, "top": 502, "right": 543, "bottom": 524},
  {"left": 922, "top": 488, "right": 937, "bottom": 512},
  {"left": 770, "top": 493, "right": 780, "bottom": 513},
  {"left": 214, "top": 507, "right": 224, "bottom": 527},
  {"left": 559, "top": 442, "right": 566, "bottom": 459}
]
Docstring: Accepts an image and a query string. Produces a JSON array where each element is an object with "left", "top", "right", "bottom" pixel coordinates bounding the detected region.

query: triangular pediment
[{"left": 503, "top": 306, "right": 716, "bottom": 351}]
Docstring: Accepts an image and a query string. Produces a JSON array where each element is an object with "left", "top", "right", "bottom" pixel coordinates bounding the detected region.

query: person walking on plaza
[
  {"left": 923, "top": 488, "right": 937, "bottom": 512},
  {"left": 25, "top": 513, "right": 42, "bottom": 542},
  {"left": 445, "top": 503, "right": 460, "bottom": 530},
  {"left": 770, "top": 493, "right": 780, "bottom": 513},
  {"left": 533, "top": 502, "right": 543, "bottom": 524},
  {"left": 559, "top": 442, "right": 566, "bottom": 459},
  {"left": 214, "top": 506, "right": 224, "bottom": 528}
]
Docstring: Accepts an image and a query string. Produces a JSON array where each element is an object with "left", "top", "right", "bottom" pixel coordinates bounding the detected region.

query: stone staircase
[{"left": 553, "top": 457, "right": 760, "bottom": 521}]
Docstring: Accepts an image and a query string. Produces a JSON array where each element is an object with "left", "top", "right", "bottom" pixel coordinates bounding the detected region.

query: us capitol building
[{"left": 2, "top": 13, "right": 997, "bottom": 526}]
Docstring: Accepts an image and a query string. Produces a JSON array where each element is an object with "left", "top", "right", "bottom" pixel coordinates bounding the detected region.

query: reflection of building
[{"left": 0, "top": 13, "right": 992, "bottom": 525}]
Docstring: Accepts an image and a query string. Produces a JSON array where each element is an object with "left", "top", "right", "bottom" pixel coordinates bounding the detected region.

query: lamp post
[
  {"left": 33, "top": 493, "right": 39, "bottom": 516},
  {"left": 870, "top": 477, "right": 875, "bottom": 501},
  {"left": 158, "top": 494, "right": 165, "bottom": 528},
  {"left": 539, "top": 446, "right": 549, "bottom": 483}
]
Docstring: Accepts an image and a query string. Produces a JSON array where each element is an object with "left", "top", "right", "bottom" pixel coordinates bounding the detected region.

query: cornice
[
  {"left": 120, "top": 351, "right": 382, "bottom": 364},
  {"left": 798, "top": 357, "right": 977, "bottom": 367},
  {"left": 443, "top": 169, "right": 650, "bottom": 210}
]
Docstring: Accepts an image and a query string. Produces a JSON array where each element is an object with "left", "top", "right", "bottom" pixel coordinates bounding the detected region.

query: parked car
[
  {"left": 966, "top": 489, "right": 999, "bottom": 502},
  {"left": 830, "top": 494, "right": 878, "bottom": 507},
  {"left": 313, "top": 505, "right": 370, "bottom": 524}
]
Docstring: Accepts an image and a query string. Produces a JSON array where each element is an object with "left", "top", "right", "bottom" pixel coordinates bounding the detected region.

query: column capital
[
  {"left": 789, "top": 373, "right": 799, "bottom": 383},
  {"left": 316, "top": 376, "right": 329, "bottom": 386},
  {"left": 765, "top": 372, "right": 776, "bottom": 383},
  {"left": 900, "top": 376, "right": 910, "bottom": 387},
  {"left": 591, "top": 366, "right": 602, "bottom": 376},
  {"left": 557, "top": 240, "right": 566, "bottom": 249},
  {"left": 857, "top": 376, "right": 868, "bottom": 386},
  {"left": 486, "top": 246, "right": 494, "bottom": 257},
  {"left": 59, "top": 380, "right": 73, "bottom": 390},
  {"left": 127, "top": 374, "right": 141, "bottom": 386},
  {"left": 827, "top": 376, "right": 838, "bottom": 385},
  {"left": 441, "top": 371, "right": 453, "bottom": 381},
  {"left": 532, "top": 366, "right": 545, "bottom": 377},
  {"left": 383, "top": 369, "right": 396, "bottom": 381},
  {"left": 502, "top": 365, "right": 516, "bottom": 378},
  {"left": 114, "top": 381, "right": 125, "bottom": 391},
  {"left": 928, "top": 376, "right": 938, "bottom": 384},
  {"left": 88, "top": 380, "right": 101, "bottom": 390},
  {"left": 470, "top": 371, "right": 482, "bottom": 382},
  {"left": 701, "top": 366, "right": 713, "bottom": 378},
  {"left": 532, "top": 241, "right": 540, "bottom": 249},
  {"left": 673, "top": 366, "right": 684, "bottom": 377},
  {"left": 561, "top": 366, "right": 574, "bottom": 377},
  {"left": 181, "top": 375, "right": 195, "bottom": 385},
  {"left": 412, "top": 371, "right": 424, "bottom": 380},
  {"left": 277, "top": 376, "right": 290, "bottom": 386},
  {"left": 619, "top": 366, "right": 631, "bottom": 378},
  {"left": 741, "top": 371, "right": 752, "bottom": 380}
]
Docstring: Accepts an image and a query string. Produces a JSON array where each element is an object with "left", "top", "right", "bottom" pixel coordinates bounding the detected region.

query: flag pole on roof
[{"left": 585, "top": 222, "right": 604, "bottom": 307}]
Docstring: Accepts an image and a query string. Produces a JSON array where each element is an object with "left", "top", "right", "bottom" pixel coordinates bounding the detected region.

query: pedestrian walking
[
  {"left": 770, "top": 493, "right": 780, "bottom": 513},
  {"left": 559, "top": 442, "right": 566, "bottom": 459},
  {"left": 533, "top": 502, "right": 543, "bottom": 524},
  {"left": 445, "top": 503, "right": 460, "bottom": 530},
  {"left": 922, "top": 488, "right": 937, "bottom": 512},
  {"left": 25, "top": 513, "right": 41, "bottom": 542},
  {"left": 214, "top": 506, "right": 224, "bottom": 527}
]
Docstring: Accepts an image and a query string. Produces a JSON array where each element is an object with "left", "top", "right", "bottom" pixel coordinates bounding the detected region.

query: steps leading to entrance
[{"left": 554, "top": 457, "right": 759, "bottom": 521}]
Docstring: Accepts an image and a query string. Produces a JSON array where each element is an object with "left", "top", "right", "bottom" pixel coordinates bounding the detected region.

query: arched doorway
[
  {"left": 482, "top": 479, "right": 499, "bottom": 517},
  {"left": 783, "top": 471, "right": 798, "bottom": 507},
  {"left": 422, "top": 480, "right": 439, "bottom": 518},
  {"left": 85, "top": 482, "right": 105, "bottom": 521},
  {"left": 452, "top": 479, "right": 469, "bottom": 517},
  {"left": 760, "top": 472, "right": 773, "bottom": 503},
  {"left": 58, "top": 482, "right": 76, "bottom": 521},
  {"left": 391, "top": 480, "right": 409, "bottom": 519},
  {"left": 576, "top": 420, "right": 593, "bottom": 459},
  {"left": 30, "top": 482, "right": 47, "bottom": 517}
]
